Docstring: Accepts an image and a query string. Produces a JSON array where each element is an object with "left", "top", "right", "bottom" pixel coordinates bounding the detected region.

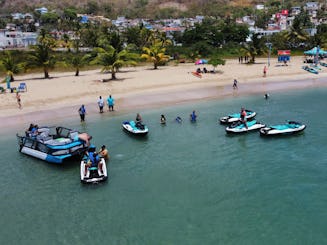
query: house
[
  {"left": 290, "top": 6, "right": 301, "bottom": 16},
  {"left": 35, "top": 7, "right": 48, "bottom": 15}
]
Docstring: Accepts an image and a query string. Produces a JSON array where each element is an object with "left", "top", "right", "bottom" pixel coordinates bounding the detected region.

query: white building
[{"left": 0, "top": 30, "right": 37, "bottom": 48}]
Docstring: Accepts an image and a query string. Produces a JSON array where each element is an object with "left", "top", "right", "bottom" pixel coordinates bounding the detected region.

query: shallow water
[{"left": 1, "top": 87, "right": 327, "bottom": 244}]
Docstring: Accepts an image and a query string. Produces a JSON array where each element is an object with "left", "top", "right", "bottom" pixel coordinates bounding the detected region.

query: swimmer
[
  {"left": 175, "top": 116, "right": 182, "bottom": 123},
  {"left": 265, "top": 93, "right": 269, "bottom": 99},
  {"left": 160, "top": 114, "right": 166, "bottom": 124}
]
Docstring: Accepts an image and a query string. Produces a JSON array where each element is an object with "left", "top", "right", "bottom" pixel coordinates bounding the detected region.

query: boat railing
[{"left": 16, "top": 133, "right": 88, "bottom": 156}]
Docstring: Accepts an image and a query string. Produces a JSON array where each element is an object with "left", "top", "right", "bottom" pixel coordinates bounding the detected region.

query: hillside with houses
[{"left": 0, "top": 1, "right": 326, "bottom": 49}]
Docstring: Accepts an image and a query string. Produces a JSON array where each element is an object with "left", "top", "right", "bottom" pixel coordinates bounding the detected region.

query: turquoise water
[{"left": 1, "top": 87, "right": 327, "bottom": 244}]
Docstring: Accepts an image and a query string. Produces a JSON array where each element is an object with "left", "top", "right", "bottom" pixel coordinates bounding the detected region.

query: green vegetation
[{"left": 1, "top": 1, "right": 327, "bottom": 78}]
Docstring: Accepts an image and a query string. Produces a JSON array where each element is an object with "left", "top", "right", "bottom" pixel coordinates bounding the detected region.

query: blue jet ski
[
  {"left": 226, "top": 119, "right": 265, "bottom": 134},
  {"left": 220, "top": 109, "right": 256, "bottom": 124},
  {"left": 122, "top": 120, "right": 149, "bottom": 135},
  {"left": 260, "top": 121, "right": 306, "bottom": 136}
]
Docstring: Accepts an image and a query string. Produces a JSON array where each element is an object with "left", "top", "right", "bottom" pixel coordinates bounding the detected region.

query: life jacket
[{"left": 89, "top": 153, "right": 99, "bottom": 167}]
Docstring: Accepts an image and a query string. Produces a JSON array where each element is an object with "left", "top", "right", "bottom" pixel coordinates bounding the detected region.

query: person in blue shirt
[
  {"left": 190, "top": 110, "right": 197, "bottom": 122},
  {"left": 85, "top": 152, "right": 101, "bottom": 176},
  {"left": 78, "top": 105, "right": 86, "bottom": 122},
  {"left": 107, "top": 95, "right": 115, "bottom": 111}
]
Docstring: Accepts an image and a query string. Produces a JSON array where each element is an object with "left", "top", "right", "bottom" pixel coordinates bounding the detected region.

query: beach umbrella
[
  {"left": 195, "top": 59, "right": 208, "bottom": 65},
  {"left": 304, "top": 47, "right": 327, "bottom": 56}
]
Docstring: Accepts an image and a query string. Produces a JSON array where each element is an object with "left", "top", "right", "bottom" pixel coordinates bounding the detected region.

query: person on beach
[
  {"left": 98, "top": 145, "right": 109, "bottom": 161},
  {"left": 190, "top": 110, "right": 197, "bottom": 122},
  {"left": 78, "top": 105, "right": 86, "bottom": 122},
  {"left": 263, "top": 66, "right": 267, "bottom": 77},
  {"left": 16, "top": 92, "right": 21, "bottom": 109},
  {"left": 160, "top": 114, "right": 166, "bottom": 124},
  {"left": 233, "top": 79, "right": 238, "bottom": 89},
  {"left": 240, "top": 107, "right": 248, "bottom": 129},
  {"left": 97, "top": 96, "right": 104, "bottom": 113},
  {"left": 265, "top": 93, "right": 269, "bottom": 100},
  {"left": 107, "top": 95, "right": 115, "bottom": 111}
]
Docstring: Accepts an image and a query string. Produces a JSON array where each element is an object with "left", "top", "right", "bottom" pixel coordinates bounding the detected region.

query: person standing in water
[
  {"left": 107, "top": 95, "right": 115, "bottom": 111},
  {"left": 78, "top": 105, "right": 86, "bottom": 122},
  {"left": 190, "top": 110, "right": 197, "bottom": 122},
  {"left": 97, "top": 96, "right": 104, "bottom": 113}
]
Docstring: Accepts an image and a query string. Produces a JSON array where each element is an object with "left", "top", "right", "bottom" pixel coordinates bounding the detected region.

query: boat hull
[
  {"left": 226, "top": 120, "right": 265, "bottom": 134},
  {"left": 260, "top": 122, "right": 306, "bottom": 136},
  {"left": 220, "top": 110, "right": 256, "bottom": 124}
]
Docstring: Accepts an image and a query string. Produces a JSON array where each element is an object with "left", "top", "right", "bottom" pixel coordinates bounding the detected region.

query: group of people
[
  {"left": 196, "top": 67, "right": 208, "bottom": 74},
  {"left": 158, "top": 110, "right": 197, "bottom": 124},
  {"left": 84, "top": 145, "right": 109, "bottom": 176},
  {"left": 238, "top": 56, "right": 250, "bottom": 64},
  {"left": 78, "top": 95, "right": 115, "bottom": 122},
  {"left": 97, "top": 95, "right": 115, "bottom": 113}
]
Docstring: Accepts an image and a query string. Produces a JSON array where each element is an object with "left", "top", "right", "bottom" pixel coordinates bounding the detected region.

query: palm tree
[
  {"left": 0, "top": 51, "right": 25, "bottom": 81},
  {"left": 240, "top": 33, "right": 266, "bottom": 63},
  {"left": 89, "top": 44, "right": 139, "bottom": 80},
  {"left": 141, "top": 38, "right": 171, "bottom": 69},
  {"left": 28, "top": 30, "right": 56, "bottom": 78}
]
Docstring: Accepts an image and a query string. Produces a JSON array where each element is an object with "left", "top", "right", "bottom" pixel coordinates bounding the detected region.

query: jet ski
[
  {"left": 260, "top": 121, "right": 306, "bottom": 136},
  {"left": 226, "top": 119, "right": 265, "bottom": 134},
  {"left": 220, "top": 109, "right": 256, "bottom": 124},
  {"left": 122, "top": 120, "right": 148, "bottom": 135}
]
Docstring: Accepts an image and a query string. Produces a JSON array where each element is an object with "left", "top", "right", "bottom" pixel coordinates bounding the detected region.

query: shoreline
[
  {"left": 1, "top": 56, "right": 327, "bottom": 131},
  {"left": 2, "top": 77, "right": 326, "bottom": 132}
]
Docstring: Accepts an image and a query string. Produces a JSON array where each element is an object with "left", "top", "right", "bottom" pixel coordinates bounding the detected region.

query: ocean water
[{"left": 1, "top": 87, "right": 327, "bottom": 245}]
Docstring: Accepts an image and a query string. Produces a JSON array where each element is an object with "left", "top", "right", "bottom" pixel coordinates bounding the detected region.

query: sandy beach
[{"left": 1, "top": 56, "right": 327, "bottom": 129}]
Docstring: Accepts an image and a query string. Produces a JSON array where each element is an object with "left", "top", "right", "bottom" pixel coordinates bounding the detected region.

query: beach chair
[{"left": 18, "top": 82, "right": 27, "bottom": 92}]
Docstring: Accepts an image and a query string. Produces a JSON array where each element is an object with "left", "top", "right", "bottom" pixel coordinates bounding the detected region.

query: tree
[
  {"left": 0, "top": 51, "right": 25, "bottom": 81},
  {"left": 208, "top": 54, "right": 225, "bottom": 73},
  {"left": 240, "top": 33, "right": 266, "bottom": 63},
  {"left": 89, "top": 45, "right": 139, "bottom": 80},
  {"left": 141, "top": 33, "right": 172, "bottom": 69},
  {"left": 28, "top": 30, "right": 56, "bottom": 78},
  {"left": 283, "top": 9, "right": 310, "bottom": 48}
]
